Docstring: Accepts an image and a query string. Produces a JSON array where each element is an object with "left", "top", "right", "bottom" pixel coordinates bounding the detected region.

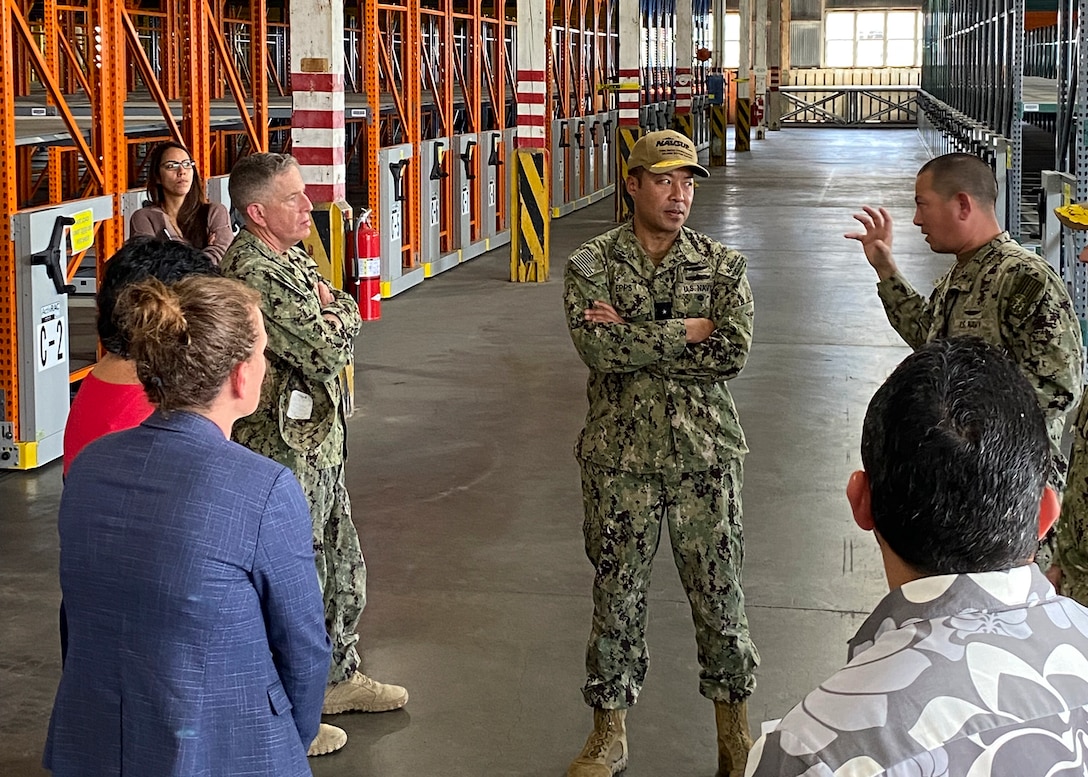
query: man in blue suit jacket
[{"left": 45, "top": 410, "right": 332, "bottom": 776}]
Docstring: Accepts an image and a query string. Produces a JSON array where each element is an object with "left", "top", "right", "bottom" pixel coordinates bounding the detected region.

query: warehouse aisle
[{"left": 0, "top": 128, "right": 939, "bottom": 776}]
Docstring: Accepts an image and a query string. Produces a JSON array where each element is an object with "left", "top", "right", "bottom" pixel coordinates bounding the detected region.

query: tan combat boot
[
  {"left": 714, "top": 699, "right": 753, "bottom": 777},
  {"left": 307, "top": 723, "right": 347, "bottom": 756},
  {"left": 567, "top": 708, "right": 628, "bottom": 777}
]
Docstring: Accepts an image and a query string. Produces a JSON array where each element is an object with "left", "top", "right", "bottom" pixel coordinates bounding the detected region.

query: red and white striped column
[
  {"left": 515, "top": 70, "right": 547, "bottom": 149},
  {"left": 618, "top": 68, "right": 642, "bottom": 128},
  {"left": 515, "top": 0, "right": 547, "bottom": 149},
  {"left": 675, "top": 69, "right": 693, "bottom": 117},
  {"left": 675, "top": 0, "right": 694, "bottom": 121},
  {"left": 289, "top": 0, "right": 346, "bottom": 204},
  {"left": 616, "top": 2, "right": 642, "bottom": 221},
  {"left": 617, "top": 0, "right": 641, "bottom": 129}
]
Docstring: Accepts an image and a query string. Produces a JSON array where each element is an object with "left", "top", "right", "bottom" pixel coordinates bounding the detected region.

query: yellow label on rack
[{"left": 69, "top": 209, "right": 94, "bottom": 253}]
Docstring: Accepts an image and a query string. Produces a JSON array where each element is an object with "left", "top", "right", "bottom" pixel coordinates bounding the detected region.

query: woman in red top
[{"left": 63, "top": 238, "right": 217, "bottom": 476}]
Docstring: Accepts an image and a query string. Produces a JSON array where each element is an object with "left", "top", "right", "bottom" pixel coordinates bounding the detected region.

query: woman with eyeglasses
[{"left": 129, "top": 141, "right": 235, "bottom": 264}]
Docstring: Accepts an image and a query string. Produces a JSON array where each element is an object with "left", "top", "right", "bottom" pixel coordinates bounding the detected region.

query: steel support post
[
  {"left": 252, "top": 0, "right": 269, "bottom": 152},
  {"left": 512, "top": 0, "right": 551, "bottom": 282},
  {"left": 1009, "top": 0, "right": 1024, "bottom": 239},
  {"left": 364, "top": 0, "right": 381, "bottom": 214},
  {"left": 1072, "top": 0, "right": 1088, "bottom": 317},
  {"left": 674, "top": 0, "right": 693, "bottom": 138},
  {"left": 752, "top": 0, "right": 767, "bottom": 139},
  {"left": 181, "top": 0, "right": 211, "bottom": 173},
  {"left": 615, "top": 0, "right": 641, "bottom": 221},
  {"left": 94, "top": 0, "right": 127, "bottom": 260},
  {"left": 1, "top": 0, "right": 19, "bottom": 430},
  {"left": 738, "top": 0, "right": 751, "bottom": 144},
  {"left": 766, "top": 0, "right": 781, "bottom": 130}
]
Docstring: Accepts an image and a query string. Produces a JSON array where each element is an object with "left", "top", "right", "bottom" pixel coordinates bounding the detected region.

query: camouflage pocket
[{"left": 277, "top": 369, "right": 335, "bottom": 452}]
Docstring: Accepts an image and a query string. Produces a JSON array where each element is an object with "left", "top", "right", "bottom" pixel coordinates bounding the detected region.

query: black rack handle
[{"left": 31, "top": 215, "right": 76, "bottom": 295}]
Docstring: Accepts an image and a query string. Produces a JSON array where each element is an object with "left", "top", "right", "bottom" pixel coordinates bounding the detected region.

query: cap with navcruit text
[{"left": 627, "top": 130, "right": 710, "bottom": 178}]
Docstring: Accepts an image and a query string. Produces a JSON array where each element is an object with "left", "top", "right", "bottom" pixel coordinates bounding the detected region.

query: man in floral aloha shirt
[{"left": 747, "top": 337, "right": 1088, "bottom": 777}]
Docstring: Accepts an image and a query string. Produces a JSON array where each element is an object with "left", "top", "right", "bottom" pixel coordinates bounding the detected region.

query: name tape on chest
[{"left": 678, "top": 281, "right": 712, "bottom": 296}]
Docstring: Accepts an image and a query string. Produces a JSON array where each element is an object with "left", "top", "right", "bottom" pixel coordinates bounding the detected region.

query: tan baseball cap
[{"left": 627, "top": 130, "right": 710, "bottom": 178}]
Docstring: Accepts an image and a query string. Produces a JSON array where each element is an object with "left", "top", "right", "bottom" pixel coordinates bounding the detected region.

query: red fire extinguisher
[{"left": 352, "top": 209, "right": 381, "bottom": 321}]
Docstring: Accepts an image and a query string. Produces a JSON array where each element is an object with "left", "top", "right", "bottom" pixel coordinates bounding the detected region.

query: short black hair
[
  {"left": 918, "top": 153, "right": 998, "bottom": 208},
  {"left": 97, "top": 237, "right": 217, "bottom": 355},
  {"left": 860, "top": 337, "right": 1050, "bottom": 574}
]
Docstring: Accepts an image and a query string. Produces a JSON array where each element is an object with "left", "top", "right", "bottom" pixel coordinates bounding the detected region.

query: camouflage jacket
[
  {"left": 564, "top": 223, "right": 753, "bottom": 474},
  {"left": 220, "top": 229, "right": 362, "bottom": 471},
  {"left": 877, "top": 232, "right": 1083, "bottom": 471}
]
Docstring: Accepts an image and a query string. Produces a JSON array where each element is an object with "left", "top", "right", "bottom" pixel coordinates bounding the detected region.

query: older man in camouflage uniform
[
  {"left": 847, "top": 152, "right": 1083, "bottom": 569},
  {"left": 221, "top": 154, "right": 407, "bottom": 757},
  {"left": 563, "top": 130, "right": 759, "bottom": 777}
]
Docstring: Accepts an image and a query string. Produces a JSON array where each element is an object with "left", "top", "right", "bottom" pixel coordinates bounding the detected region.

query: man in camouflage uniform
[
  {"left": 221, "top": 154, "right": 407, "bottom": 757},
  {"left": 846, "top": 152, "right": 1083, "bottom": 569},
  {"left": 1054, "top": 217, "right": 1088, "bottom": 605},
  {"left": 563, "top": 130, "right": 759, "bottom": 777}
]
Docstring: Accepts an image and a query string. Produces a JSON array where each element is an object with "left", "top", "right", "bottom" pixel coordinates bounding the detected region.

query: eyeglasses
[{"left": 162, "top": 160, "right": 196, "bottom": 171}]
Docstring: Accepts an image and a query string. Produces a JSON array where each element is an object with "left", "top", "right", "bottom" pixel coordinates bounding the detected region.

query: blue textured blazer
[{"left": 44, "top": 411, "right": 331, "bottom": 776}]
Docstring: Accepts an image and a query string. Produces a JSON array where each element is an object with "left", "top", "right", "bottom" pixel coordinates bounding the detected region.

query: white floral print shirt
[{"left": 747, "top": 565, "right": 1088, "bottom": 776}]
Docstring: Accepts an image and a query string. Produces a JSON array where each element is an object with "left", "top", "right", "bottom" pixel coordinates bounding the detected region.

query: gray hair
[{"left": 228, "top": 153, "right": 300, "bottom": 214}]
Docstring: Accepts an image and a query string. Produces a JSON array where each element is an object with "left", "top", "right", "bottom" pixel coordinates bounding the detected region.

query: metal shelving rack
[
  {"left": 920, "top": 0, "right": 1025, "bottom": 236},
  {"left": 1, "top": 0, "right": 622, "bottom": 449}
]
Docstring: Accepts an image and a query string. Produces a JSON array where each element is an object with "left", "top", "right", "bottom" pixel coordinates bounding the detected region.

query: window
[
  {"left": 824, "top": 10, "right": 922, "bottom": 67},
  {"left": 722, "top": 13, "right": 739, "bottom": 68}
]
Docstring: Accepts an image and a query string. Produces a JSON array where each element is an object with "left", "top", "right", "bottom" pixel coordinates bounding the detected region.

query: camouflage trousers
[
  {"left": 1060, "top": 401, "right": 1088, "bottom": 604},
  {"left": 298, "top": 462, "right": 366, "bottom": 684},
  {"left": 579, "top": 458, "right": 759, "bottom": 709}
]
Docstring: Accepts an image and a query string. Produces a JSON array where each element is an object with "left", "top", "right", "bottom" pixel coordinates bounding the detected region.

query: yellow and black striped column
[
  {"left": 710, "top": 104, "right": 729, "bottom": 167},
  {"left": 511, "top": 148, "right": 550, "bottom": 283},
  {"left": 735, "top": 97, "right": 751, "bottom": 153},
  {"left": 674, "top": 112, "right": 694, "bottom": 140},
  {"left": 616, "top": 126, "right": 641, "bottom": 221}
]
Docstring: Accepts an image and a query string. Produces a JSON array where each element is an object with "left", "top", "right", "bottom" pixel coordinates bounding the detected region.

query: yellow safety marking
[
  {"left": 598, "top": 82, "right": 641, "bottom": 92},
  {"left": 511, "top": 149, "right": 549, "bottom": 283},
  {"left": 424, "top": 263, "right": 434, "bottom": 278},
  {"left": 301, "top": 201, "right": 352, "bottom": 290},
  {"left": 675, "top": 113, "right": 694, "bottom": 140},
  {"left": 710, "top": 104, "right": 729, "bottom": 167},
  {"left": 735, "top": 98, "right": 751, "bottom": 153},
  {"left": 616, "top": 127, "right": 641, "bottom": 222},
  {"left": 380, "top": 281, "right": 392, "bottom": 298},
  {"left": 16, "top": 442, "right": 38, "bottom": 470}
]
